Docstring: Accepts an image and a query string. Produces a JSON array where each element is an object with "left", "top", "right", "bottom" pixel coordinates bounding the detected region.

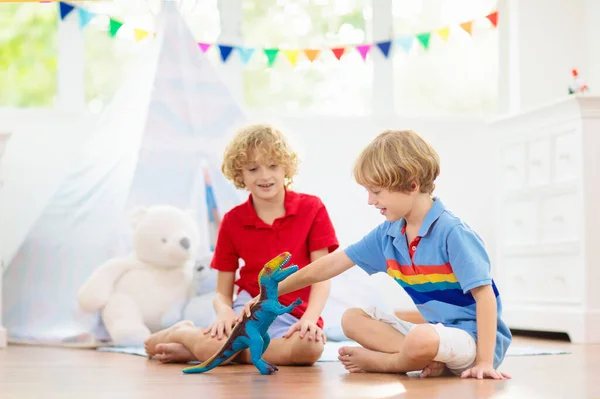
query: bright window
[
  {"left": 392, "top": 0, "right": 498, "bottom": 116},
  {"left": 0, "top": 0, "right": 498, "bottom": 116},
  {"left": 242, "top": 0, "right": 373, "bottom": 116},
  {"left": 0, "top": 3, "right": 58, "bottom": 107}
]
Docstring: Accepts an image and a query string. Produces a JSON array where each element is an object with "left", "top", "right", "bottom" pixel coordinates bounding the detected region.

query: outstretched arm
[
  {"left": 239, "top": 250, "right": 355, "bottom": 322},
  {"left": 278, "top": 250, "right": 354, "bottom": 296}
]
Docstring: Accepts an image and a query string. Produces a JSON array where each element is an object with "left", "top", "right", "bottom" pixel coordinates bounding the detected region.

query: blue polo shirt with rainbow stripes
[{"left": 345, "top": 197, "right": 512, "bottom": 368}]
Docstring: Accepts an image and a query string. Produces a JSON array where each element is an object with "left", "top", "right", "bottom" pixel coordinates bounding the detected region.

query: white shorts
[{"left": 362, "top": 306, "right": 477, "bottom": 375}]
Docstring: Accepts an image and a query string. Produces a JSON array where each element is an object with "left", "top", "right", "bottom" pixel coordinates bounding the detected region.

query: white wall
[
  {"left": 583, "top": 0, "right": 600, "bottom": 94},
  {"left": 247, "top": 114, "right": 495, "bottom": 311},
  {"left": 500, "top": 0, "right": 599, "bottom": 112}
]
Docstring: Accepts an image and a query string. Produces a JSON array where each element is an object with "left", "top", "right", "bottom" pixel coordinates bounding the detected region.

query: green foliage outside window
[
  {"left": 242, "top": 0, "right": 369, "bottom": 113},
  {"left": 0, "top": 4, "right": 57, "bottom": 107}
]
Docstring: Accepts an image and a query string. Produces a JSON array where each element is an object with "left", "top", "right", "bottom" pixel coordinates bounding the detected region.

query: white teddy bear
[{"left": 77, "top": 205, "right": 200, "bottom": 346}]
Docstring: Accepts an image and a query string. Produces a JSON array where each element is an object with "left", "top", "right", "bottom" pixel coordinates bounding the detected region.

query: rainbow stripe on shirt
[{"left": 386, "top": 259, "right": 476, "bottom": 307}]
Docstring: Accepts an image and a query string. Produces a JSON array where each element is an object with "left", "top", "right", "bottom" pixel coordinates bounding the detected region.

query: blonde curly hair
[
  {"left": 353, "top": 129, "right": 440, "bottom": 194},
  {"left": 222, "top": 124, "right": 299, "bottom": 189}
]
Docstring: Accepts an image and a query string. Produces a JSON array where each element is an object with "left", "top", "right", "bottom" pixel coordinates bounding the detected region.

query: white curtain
[{"left": 3, "top": 1, "right": 245, "bottom": 344}]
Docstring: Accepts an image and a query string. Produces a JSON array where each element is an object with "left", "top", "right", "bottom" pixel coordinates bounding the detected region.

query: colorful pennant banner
[{"left": 57, "top": 2, "right": 499, "bottom": 68}]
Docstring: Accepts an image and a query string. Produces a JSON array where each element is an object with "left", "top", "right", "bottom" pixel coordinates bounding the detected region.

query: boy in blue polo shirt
[{"left": 242, "top": 129, "right": 512, "bottom": 379}]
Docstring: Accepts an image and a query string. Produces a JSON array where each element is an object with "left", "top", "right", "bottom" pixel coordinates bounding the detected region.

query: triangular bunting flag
[
  {"left": 395, "top": 37, "right": 413, "bottom": 53},
  {"left": 198, "top": 43, "right": 211, "bottom": 53},
  {"left": 108, "top": 19, "right": 123, "bottom": 37},
  {"left": 59, "top": 2, "right": 75, "bottom": 20},
  {"left": 236, "top": 47, "right": 255, "bottom": 65},
  {"left": 486, "top": 11, "right": 498, "bottom": 27},
  {"left": 331, "top": 47, "right": 345, "bottom": 60},
  {"left": 436, "top": 27, "right": 450, "bottom": 41},
  {"left": 375, "top": 41, "right": 392, "bottom": 57},
  {"left": 264, "top": 48, "right": 279, "bottom": 67},
  {"left": 460, "top": 21, "right": 473, "bottom": 36},
  {"left": 416, "top": 33, "right": 431, "bottom": 50},
  {"left": 303, "top": 49, "right": 320, "bottom": 62},
  {"left": 77, "top": 8, "right": 95, "bottom": 28},
  {"left": 356, "top": 44, "right": 371, "bottom": 60},
  {"left": 282, "top": 50, "right": 300, "bottom": 66},
  {"left": 134, "top": 29, "right": 149, "bottom": 42},
  {"left": 218, "top": 45, "right": 234, "bottom": 62}
]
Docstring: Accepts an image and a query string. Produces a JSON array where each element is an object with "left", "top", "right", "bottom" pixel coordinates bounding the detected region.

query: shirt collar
[
  {"left": 243, "top": 188, "right": 299, "bottom": 227},
  {"left": 386, "top": 197, "right": 445, "bottom": 238},
  {"left": 386, "top": 219, "right": 405, "bottom": 238}
]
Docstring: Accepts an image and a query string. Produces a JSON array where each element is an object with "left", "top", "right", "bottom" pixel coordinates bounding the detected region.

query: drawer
[
  {"left": 499, "top": 254, "right": 583, "bottom": 305},
  {"left": 527, "top": 138, "right": 551, "bottom": 186},
  {"left": 501, "top": 199, "right": 537, "bottom": 246},
  {"left": 500, "top": 144, "right": 526, "bottom": 191},
  {"left": 539, "top": 193, "right": 580, "bottom": 243},
  {"left": 553, "top": 130, "right": 581, "bottom": 182}
]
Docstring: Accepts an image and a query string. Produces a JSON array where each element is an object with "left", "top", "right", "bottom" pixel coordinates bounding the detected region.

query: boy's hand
[
  {"left": 460, "top": 362, "right": 511, "bottom": 380},
  {"left": 237, "top": 295, "right": 260, "bottom": 322},
  {"left": 282, "top": 318, "right": 327, "bottom": 343},
  {"left": 204, "top": 308, "right": 237, "bottom": 340}
]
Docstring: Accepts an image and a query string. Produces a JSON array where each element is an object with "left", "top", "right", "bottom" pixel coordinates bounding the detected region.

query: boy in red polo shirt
[{"left": 144, "top": 124, "right": 339, "bottom": 367}]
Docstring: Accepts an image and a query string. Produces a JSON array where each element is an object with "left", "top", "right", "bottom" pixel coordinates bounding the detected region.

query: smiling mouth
[{"left": 258, "top": 183, "right": 274, "bottom": 188}]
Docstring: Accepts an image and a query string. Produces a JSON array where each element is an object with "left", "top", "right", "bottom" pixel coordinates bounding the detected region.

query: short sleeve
[
  {"left": 308, "top": 201, "right": 339, "bottom": 253},
  {"left": 344, "top": 223, "right": 388, "bottom": 275},
  {"left": 210, "top": 213, "right": 239, "bottom": 272},
  {"left": 446, "top": 223, "right": 492, "bottom": 293}
]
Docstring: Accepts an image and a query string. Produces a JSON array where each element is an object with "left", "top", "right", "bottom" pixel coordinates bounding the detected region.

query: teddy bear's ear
[{"left": 130, "top": 206, "right": 148, "bottom": 229}]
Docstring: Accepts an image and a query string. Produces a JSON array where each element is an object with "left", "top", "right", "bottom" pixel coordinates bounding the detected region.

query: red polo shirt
[{"left": 210, "top": 190, "right": 339, "bottom": 327}]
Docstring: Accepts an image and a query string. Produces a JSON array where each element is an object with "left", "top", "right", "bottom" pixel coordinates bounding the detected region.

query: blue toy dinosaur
[{"left": 182, "top": 251, "right": 301, "bottom": 375}]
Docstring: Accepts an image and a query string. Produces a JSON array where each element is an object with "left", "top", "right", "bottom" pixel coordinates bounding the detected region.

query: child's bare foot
[
  {"left": 338, "top": 346, "right": 390, "bottom": 373},
  {"left": 420, "top": 361, "right": 450, "bottom": 378},
  {"left": 144, "top": 320, "right": 194, "bottom": 356},
  {"left": 153, "top": 343, "right": 197, "bottom": 363}
]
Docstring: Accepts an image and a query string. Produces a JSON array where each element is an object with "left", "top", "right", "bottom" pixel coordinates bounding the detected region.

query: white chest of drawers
[
  {"left": 489, "top": 95, "right": 600, "bottom": 343},
  {"left": 0, "top": 132, "right": 10, "bottom": 348}
]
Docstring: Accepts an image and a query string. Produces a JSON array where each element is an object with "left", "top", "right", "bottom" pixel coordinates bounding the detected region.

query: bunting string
[{"left": 58, "top": 2, "right": 499, "bottom": 67}]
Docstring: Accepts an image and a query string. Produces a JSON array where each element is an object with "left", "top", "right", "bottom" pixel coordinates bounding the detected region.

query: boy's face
[
  {"left": 365, "top": 186, "right": 415, "bottom": 222},
  {"left": 241, "top": 152, "right": 286, "bottom": 201}
]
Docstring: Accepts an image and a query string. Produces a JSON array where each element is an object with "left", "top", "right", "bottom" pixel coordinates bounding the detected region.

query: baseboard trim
[{"left": 394, "top": 311, "right": 425, "bottom": 324}]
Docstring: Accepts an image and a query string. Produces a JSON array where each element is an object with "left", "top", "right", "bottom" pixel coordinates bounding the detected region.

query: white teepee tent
[{"left": 2, "top": 0, "right": 245, "bottom": 345}]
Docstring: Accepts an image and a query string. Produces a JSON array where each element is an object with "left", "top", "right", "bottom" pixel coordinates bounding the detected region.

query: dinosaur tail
[
  {"left": 182, "top": 312, "right": 252, "bottom": 374},
  {"left": 182, "top": 348, "right": 241, "bottom": 374}
]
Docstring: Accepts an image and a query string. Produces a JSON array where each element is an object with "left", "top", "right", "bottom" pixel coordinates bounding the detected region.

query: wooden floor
[{"left": 0, "top": 336, "right": 598, "bottom": 399}]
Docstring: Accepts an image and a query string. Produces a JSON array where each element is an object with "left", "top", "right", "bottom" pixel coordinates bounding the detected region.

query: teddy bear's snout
[{"left": 179, "top": 237, "right": 191, "bottom": 250}]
